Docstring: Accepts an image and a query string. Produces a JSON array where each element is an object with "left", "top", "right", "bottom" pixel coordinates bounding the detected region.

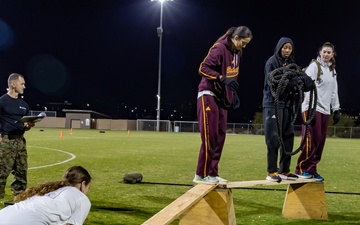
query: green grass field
[{"left": 1, "top": 128, "right": 359, "bottom": 224}]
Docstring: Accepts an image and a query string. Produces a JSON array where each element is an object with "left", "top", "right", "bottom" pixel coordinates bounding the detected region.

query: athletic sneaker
[
  {"left": 216, "top": 176, "right": 229, "bottom": 183},
  {"left": 313, "top": 173, "right": 324, "bottom": 182},
  {"left": 279, "top": 172, "right": 298, "bottom": 180},
  {"left": 296, "top": 172, "right": 313, "bottom": 179},
  {"left": 266, "top": 172, "right": 282, "bottom": 182},
  {"left": 193, "top": 174, "right": 218, "bottom": 184}
]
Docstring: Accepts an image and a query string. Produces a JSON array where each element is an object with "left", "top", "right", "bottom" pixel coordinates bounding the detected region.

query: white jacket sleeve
[{"left": 330, "top": 70, "right": 340, "bottom": 111}]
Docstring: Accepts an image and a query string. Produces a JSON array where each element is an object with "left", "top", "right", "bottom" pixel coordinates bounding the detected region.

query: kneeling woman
[{"left": 0, "top": 165, "right": 92, "bottom": 225}]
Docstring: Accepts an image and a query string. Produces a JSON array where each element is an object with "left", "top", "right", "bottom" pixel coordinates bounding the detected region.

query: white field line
[{"left": 27, "top": 146, "right": 76, "bottom": 170}]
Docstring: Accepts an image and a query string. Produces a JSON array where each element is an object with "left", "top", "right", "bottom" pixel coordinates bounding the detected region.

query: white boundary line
[{"left": 27, "top": 146, "right": 76, "bottom": 170}]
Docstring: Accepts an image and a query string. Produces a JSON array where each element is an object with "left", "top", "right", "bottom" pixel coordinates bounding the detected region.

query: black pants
[{"left": 263, "top": 107, "right": 294, "bottom": 174}]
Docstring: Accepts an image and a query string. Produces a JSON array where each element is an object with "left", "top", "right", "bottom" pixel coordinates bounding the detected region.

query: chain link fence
[{"left": 170, "top": 121, "right": 360, "bottom": 139}]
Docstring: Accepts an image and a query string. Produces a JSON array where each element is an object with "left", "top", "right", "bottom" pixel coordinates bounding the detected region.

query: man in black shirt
[{"left": 0, "top": 73, "right": 34, "bottom": 200}]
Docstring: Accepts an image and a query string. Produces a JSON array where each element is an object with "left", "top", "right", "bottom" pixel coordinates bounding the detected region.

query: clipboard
[{"left": 17, "top": 112, "right": 46, "bottom": 123}]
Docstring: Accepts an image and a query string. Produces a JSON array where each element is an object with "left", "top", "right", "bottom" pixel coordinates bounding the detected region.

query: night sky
[{"left": 0, "top": 0, "right": 359, "bottom": 122}]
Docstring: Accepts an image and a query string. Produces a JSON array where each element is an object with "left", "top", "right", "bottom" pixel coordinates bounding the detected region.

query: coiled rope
[{"left": 268, "top": 63, "right": 317, "bottom": 156}]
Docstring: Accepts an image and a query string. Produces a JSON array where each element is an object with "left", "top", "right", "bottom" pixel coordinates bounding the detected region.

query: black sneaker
[
  {"left": 279, "top": 172, "right": 298, "bottom": 180},
  {"left": 266, "top": 172, "right": 282, "bottom": 182}
]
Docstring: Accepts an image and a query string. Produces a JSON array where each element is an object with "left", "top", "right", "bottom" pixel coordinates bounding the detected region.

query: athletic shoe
[
  {"left": 193, "top": 174, "right": 218, "bottom": 184},
  {"left": 296, "top": 172, "right": 313, "bottom": 179},
  {"left": 313, "top": 173, "right": 324, "bottom": 182},
  {"left": 216, "top": 176, "right": 229, "bottom": 183},
  {"left": 266, "top": 172, "right": 282, "bottom": 182},
  {"left": 279, "top": 172, "right": 298, "bottom": 180},
  {"left": 193, "top": 174, "right": 202, "bottom": 183}
]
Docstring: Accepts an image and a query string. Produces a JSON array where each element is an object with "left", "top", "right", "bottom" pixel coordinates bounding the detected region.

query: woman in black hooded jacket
[{"left": 262, "top": 37, "right": 299, "bottom": 182}]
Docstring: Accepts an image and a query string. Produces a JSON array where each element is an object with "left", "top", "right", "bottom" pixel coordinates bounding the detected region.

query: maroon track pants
[
  {"left": 295, "top": 111, "right": 330, "bottom": 174},
  {"left": 195, "top": 95, "right": 227, "bottom": 177}
]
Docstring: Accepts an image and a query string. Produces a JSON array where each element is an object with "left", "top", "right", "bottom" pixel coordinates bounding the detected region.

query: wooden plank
[
  {"left": 142, "top": 183, "right": 217, "bottom": 225},
  {"left": 225, "top": 178, "right": 317, "bottom": 189}
]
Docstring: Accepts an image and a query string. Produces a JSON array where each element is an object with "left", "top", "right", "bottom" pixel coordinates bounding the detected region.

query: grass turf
[{"left": 1, "top": 128, "right": 359, "bottom": 224}]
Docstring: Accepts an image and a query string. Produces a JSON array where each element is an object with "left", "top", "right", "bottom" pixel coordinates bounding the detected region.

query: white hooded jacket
[{"left": 302, "top": 57, "right": 340, "bottom": 115}]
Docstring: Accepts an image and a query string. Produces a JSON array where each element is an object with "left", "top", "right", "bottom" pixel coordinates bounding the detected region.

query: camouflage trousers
[{"left": 0, "top": 136, "right": 27, "bottom": 199}]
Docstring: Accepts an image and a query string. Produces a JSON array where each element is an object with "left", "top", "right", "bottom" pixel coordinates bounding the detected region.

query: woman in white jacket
[
  {"left": 0, "top": 166, "right": 92, "bottom": 225},
  {"left": 295, "top": 42, "right": 341, "bottom": 182}
]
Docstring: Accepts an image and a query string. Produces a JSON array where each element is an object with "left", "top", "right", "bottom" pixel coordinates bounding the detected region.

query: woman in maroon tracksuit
[{"left": 193, "top": 26, "right": 253, "bottom": 184}]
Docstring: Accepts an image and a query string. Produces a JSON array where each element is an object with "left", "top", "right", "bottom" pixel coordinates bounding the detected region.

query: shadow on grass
[
  {"left": 140, "top": 181, "right": 193, "bottom": 187},
  {"left": 125, "top": 181, "right": 360, "bottom": 195},
  {"left": 327, "top": 212, "right": 360, "bottom": 224}
]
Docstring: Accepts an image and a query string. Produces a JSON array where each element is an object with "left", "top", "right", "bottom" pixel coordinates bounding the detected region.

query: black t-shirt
[{"left": 0, "top": 94, "right": 29, "bottom": 135}]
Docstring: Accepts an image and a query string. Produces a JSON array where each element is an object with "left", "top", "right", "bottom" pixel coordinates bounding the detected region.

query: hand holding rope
[{"left": 268, "top": 63, "right": 317, "bottom": 156}]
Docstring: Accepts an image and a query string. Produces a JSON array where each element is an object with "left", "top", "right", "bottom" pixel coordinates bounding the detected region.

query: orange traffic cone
[
  {"left": 70, "top": 128, "right": 73, "bottom": 134},
  {"left": 60, "top": 130, "right": 64, "bottom": 138},
  {"left": 128, "top": 130, "right": 130, "bottom": 135}
]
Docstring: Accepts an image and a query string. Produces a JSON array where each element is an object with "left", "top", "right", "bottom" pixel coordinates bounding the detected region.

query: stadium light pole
[{"left": 151, "top": 0, "right": 173, "bottom": 132}]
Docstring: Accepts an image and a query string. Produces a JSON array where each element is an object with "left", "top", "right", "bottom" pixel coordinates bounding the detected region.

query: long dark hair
[
  {"left": 14, "top": 166, "right": 92, "bottom": 202},
  {"left": 217, "top": 26, "right": 253, "bottom": 42},
  {"left": 318, "top": 42, "right": 336, "bottom": 72}
]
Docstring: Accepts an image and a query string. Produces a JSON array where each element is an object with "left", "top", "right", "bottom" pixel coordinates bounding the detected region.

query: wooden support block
[
  {"left": 142, "top": 184, "right": 217, "bottom": 225},
  {"left": 179, "top": 188, "right": 236, "bottom": 225},
  {"left": 282, "top": 182, "right": 328, "bottom": 220}
]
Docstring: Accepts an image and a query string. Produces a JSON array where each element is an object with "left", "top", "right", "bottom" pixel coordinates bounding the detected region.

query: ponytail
[{"left": 217, "top": 26, "right": 253, "bottom": 42}]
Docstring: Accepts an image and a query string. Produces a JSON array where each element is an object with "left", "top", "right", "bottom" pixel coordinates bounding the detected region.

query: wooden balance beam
[
  {"left": 225, "top": 177, "right": 316, "bottom": 188},
  {"left": 142, "top": 178, "right": 327, "bottom": 225}
]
